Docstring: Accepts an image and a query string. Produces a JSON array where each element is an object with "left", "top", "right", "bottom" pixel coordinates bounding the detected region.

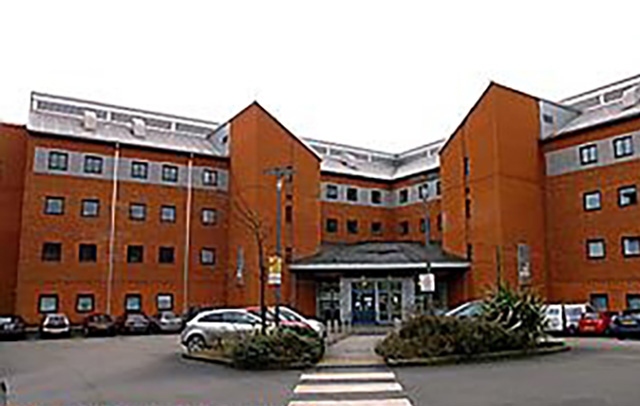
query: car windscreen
[
  {"left": 127, "top": 314, "right": 147, "bottom": 322},
  {"left": 582, "top": 313, "right": 598, "bottom": 320},
  {"left": 47, "top": 315, "right": 67, "bottom": 324},
  {"left": 566, "top": 308, "right": 583, "bottom": 318}
]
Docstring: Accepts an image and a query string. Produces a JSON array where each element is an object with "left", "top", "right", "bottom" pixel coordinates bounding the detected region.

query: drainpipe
[
  {"left": 106, "top": 143, "right": 120, "bottom": 315},
  {"left": 183, "top": 155, "right": 194, "bottom": 314}
]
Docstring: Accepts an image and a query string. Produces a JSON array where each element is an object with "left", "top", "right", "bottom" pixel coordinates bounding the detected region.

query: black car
[
  {"left": 610, "top": 309, "right": 640, "bottom": 339},
  {"left": 0, "top": 315, "right": 26, "bottom": 340},
  {"left": 83, "top": 313, "right": 117, "bottom": 336}
]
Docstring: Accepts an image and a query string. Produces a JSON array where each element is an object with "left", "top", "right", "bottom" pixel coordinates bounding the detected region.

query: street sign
[
  {"left": 268, "top": 255, "right": 282, "bottom": 286},
  {"left": 419, "top": 273, "right": 435, "bottom": 293}
]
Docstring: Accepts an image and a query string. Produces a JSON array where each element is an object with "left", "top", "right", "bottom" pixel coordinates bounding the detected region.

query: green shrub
[{"left": 230, "top": 329, "right": 324, "bottom": 370}]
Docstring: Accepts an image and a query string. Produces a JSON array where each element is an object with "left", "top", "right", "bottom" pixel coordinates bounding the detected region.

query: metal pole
[
  {"left": 275, "top": 177, "right": 283, "bottom": 326},
  {"left": 106, "top": 143, "right": 120, "bottom": 315},
  {"left": 182, "top": 156, "right": 193, "bottom": 314}
]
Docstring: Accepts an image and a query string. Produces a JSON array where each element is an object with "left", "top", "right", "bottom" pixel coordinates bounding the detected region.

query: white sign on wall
[{"left": 419, "top": 273, "right": 435, "bottom": 293}]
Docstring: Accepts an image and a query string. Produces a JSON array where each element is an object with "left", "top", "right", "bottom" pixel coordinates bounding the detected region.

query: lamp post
[{"left": 265, "top": 166, "right": 294, "bottom": 326}]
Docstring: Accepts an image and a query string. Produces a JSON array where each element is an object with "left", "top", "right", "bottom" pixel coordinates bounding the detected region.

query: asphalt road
[
  {"left": 2, "top": 336, "right": 640, "bottom": 405},
  {"left": 0, "top": 334, "right": 299, "bottom": 405},
  {"left": 395, "top": 337, "right": 640, "bottom": 406}
]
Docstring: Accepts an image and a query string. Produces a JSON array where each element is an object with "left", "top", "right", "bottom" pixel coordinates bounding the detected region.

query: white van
[{"left": 544, "top": 303, "right": 595, "bottom": 334}]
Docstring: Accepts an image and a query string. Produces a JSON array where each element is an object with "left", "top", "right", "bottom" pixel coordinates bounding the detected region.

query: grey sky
[{"left": 1, "top": 1, "right": 639, "bottom": 152}]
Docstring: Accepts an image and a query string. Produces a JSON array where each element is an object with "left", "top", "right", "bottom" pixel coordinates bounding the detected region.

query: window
[
  {"left": 418, "top": 184, "right": 429, "bottom": 200},
  {"left": 583, "top": 191, "right": 601, "bottom": 211},
  {"left": 201, "top": 208, "right": 217, "bottom": 225},
  {"left": 437, "top": 214, "right": 443, "bottom": 231},
  {"left": 627, "top": 294, "right": 640, "bottom": 310},
  {"left": 590, "top": 294, "right": 609, "bottom": 311},
  {"left": 285, "top": 205, "right": 292, "bottom": 223},
  {"left": 622, "top": 237, "right": 640, "bottom": 257},
  {"left": 579, "top": 144, "right": 598, "bottom": 165},
  {"left": 464, "top": 157, "right": 470, "bottom": 176},
  {"left": 130, "top": 161, "right": 148, "bottom": 179},
  {"left": 202, "top": 169, "right": 218, "bottom": 186},
  {"left": 201, "top": 248, "right": 216, "bottom": 265},
  {"left": 618, "top": 186, "right": 637, "bottom": 207},
  {"left": 371, "top": 221, "right": 382, "bottom": 235},
  {"left": 125, "top": 294, "right": 142, "bottom": 312},
  {"left": 613, "top": 136, "right": 634, "bottom": 158},
  {"left": 347, "top": 220, "right": 358, "bottom": 234},
  {"left": 84, "top": 155, "right": 103, "bottom": 174},
  {"left": 157, "top": 294, "right": 173, "bottom": 311},
  {"left": 399, "top": 189, "right": 408, "bottom": 204},
  {"left": 158, "top": 247, "right": 175, "bottom": 264},
  {"left": 420, "top": 218, "right": 428, "bottom": 233},
  {"left": 78, "top": 244, "right": 97, "bottom": 262},
  {"left": 48, "top": 151, "right": 68, "bottom": 171},
  {"left": 127, "top": 245, "right": 144, "bottom": 263},
  {"left": 346, "top": 187, "right": 358, "bottom": 202},
  {"left": 436, "top": 181, "right": 441, "bottom": 196},
  {"left": 44, "top": 197, "right": 64, "bottom": 215},
  {"left": 76, "top": 294, "right": 95, "bottom": 313},
  {"left": 326, "top": 185, "right": 339, "bottom": 200},
  {"left": 399, "top": 221, "right": 409, "bottom": 235},
  {"left": 542, "top": 114, "right": 554, "bottom": 124},
  {"left": 586, "top": 239, "right": 605, "bottom": 259},
  {"left": 326, "top": 218, "right": 338, "bottom": 233},
  {"left": 162, "top": 165, "right": 179, "bottom": 182},
  {"left": 81, "top": 199, "right": 100, "bottom": 217},
  {"left": 467, "top": 243, "right": 473, "bottom": 260},
  {"left": 371, "top": 190, "right": 382, "bottom": 205},
  {"left": 42, "top": 242, "right": 62, "bottom": 262},
  {"left": 160, "top": 205, "right": 176, "bottom": 223},
  {"left": 38, "top": 294, "right": 58, "bottom": 313},
  {"left": 129, "top": 203, "right": 146, "bottom": 221}
]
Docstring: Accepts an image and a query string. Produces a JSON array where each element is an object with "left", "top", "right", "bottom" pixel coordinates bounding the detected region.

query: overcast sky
[{"left": 1, "top": 1, "right": 639, "bottom": 152}]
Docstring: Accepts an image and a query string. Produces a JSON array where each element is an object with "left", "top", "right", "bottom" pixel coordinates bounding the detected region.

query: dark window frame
[
  {"left": 622, "top": 236, "right": 640, "bottom": 258},
  {"left": 75, "top": 294, "right": 95, "bottom": 313},
  {"left": 201, "top": 208, "right": 217, "bottom": 225},
  {"left": 202, "top": 169, "right": 218, "bottom": 186},
  {"left": 285, "top": 205, "right": 293, "bottom": 223},
  {"left": 81, "top": 199, "right": 100, "bottom": 217},
  {"left": 326, "top": 184, "right": 339, "bottom": 200},
  {"left": 613, "top": 136, "right": 634, "bottom": 158},
  {"left": 160, "top": 205, "right": 177, "bottom": 223},
  {"left": 579, "top": 144, "right": 598, "bottom": 165},
  {"left": 38, "top": 294, "right": 59, "bottom": 314},
  {"left": 83, "top": 155, "right": 104, "bottom": 174},
  {"left": 346, "top": 187, "right": 358, "bottom": 202},
  {"left": 371, "top": 190, "right": 382, "bottom": 205},
  {"left": 130, "top": 161, "right": 149, "bottom": 179},
  {"left": 463, "top": 157, "right": 470, "bottom": 176},
  {"left": 399, "top": 189, "right": 409, "bottom": 204},
  {"left": 589, "top": 293, "right": 609, "bottom": 311},
  {"left": 586, "top": 239, "right": 606, "bottom": 259},
  {"left": 201, "top": 248, "right": 216, "bottom": 265},
  {"left": 129, "top": 203, "right": 147, "bottom": 221},
  {"left": 618, "top": 185, "right": 637, "bottom": 207},
  {"left": 124, "top": 294, "right": 142, "bottom": 312},
  {"left": 41, "top": 242, "right": 62, "bottom": 262},
  {"left": 158, "top": 246, "right": 175, "bottom": 264},
  {"left": 371, "top": 221, "right": 383, "bottom": 235},
  {"left": 583, "top": 191, "right": 601, "bottom": 211},
  {"left": 44, "top": 196, "right": 65, "bottom": 215},
  {"left": 326, "top": 218, "right": 338, "bottom": 233},
  {"left": 161, "top": 164, "right": 179, "bottom": 183},
  {"left": 399, "top": 221, "right": 409, "bottom": 235},
  {"left": 127, "top": 245, "right": 144, "bottom": 263},
  {"left": 156, "top": 293, "right": 173, "bottom": 311},
  {"left": 48, "top": 151, "right": 68, "bottom": 171},
  {"left": 626, "top": 294, "right": 640, "bottom": 310},
  {"left": 78, "top": 243, "right": 97, "bottom": 263},
  {"left": 346, "top": 219, "right": 358, "bottom": 234}
]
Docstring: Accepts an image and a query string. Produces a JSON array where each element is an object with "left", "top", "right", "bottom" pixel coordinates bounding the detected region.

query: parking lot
[{"left": 3, "top": 335, "right": 640, "bottom": 405}]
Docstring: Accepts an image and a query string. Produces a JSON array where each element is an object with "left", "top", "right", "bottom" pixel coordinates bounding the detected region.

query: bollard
[{"left": 1, "top": 379, "right": 8, "bottom": 406}]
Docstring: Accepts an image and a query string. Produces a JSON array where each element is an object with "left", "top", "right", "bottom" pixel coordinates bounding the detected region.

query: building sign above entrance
[{"left": 419, "top": 273, "right": 435, "bottom": 293}]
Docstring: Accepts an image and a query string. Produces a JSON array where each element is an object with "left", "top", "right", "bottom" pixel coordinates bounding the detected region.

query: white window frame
[
  {"left": 76, "top": 294, "right": 94, "bottom": 313},
  {"left": 618, "top": 186, "right": 637, "bottom": 207},
  {"left": 160, "top": 205, "right": 176, "bottom": 223},
  {"left": 202, "top": 169, "right": 218, "bottom": 186},
  {"left": 81, "top": 199, "right": 100, "bottom": 217},
  {"left": 201, "top": 208, "right": 217, "bottom": 225},
  {"left": 44, "top": 196, "right": 65, "bottom": 215},
  {"left": 623, "top": 237, "right": 640, "bottom": 257},
  {"left": 326, "top": 185, "right": 339, "bottom": 200},
  {"left": 125, "top": 295, "right": 142, "bottom": 312},
  {"left": 613, "top": 136, "right": 634, "bottom": 158},
  {"left": 587, "top": 239, "right": 605, "bottom": 259},
  {"left": 583, "top": 191, "right": 601, "bottom": 211},
  {"left": 201, "top": 248, "right": 216, "bottom": 265},
  {"left": 39, "top": 295, "right": 58, "bottom": 313},
  {"left": 579, "top": 144, "right": 598, "bottom": 165},
  {"left": 156, "top": 294, "right": 173, "bottom": 311}
]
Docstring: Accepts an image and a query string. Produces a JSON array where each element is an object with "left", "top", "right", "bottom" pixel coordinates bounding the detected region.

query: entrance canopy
[{"left": 289, "top": 241, "right": 469, "bottom": 274}]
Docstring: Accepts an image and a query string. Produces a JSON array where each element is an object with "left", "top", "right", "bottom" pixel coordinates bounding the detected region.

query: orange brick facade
[{"left": 4, "top": 79, "right": 640, "bottom": 324}]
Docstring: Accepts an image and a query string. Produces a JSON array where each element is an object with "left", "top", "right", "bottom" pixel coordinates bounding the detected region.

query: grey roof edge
[{"left": 559, "top": 73, "right": 640, "bottom": 104}]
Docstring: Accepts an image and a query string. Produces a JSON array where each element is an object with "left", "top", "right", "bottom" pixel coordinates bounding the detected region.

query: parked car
[
  {"left": 40, "top": 313, "right": 71, "bottom": 338},
  {"left": 544, "top": 303, "right": 595, "bottom": 334},
  {"left": 180, "top": 308, "right": 263, "bottom": 353},
  {"left": 82, "top": 313, "right": 117, "bottom": 337},
  {"left": 0, "top": 315, "right": 26, "bottom": 340},
  {"left": 578, "top": 311, "right": 618, "bottom": 336},
  {"left": 149, "top": 311, "right": 184, "bottom": 334},
  {"left": 116, "top": 313, "right": 152, "bottom": 335},
  {"left": 610, "top": 309, "right": 640, "bottom": 339},
  {"left": 445, "top": 300, "right": 483, "bottom": 318},
  {"left": 276, "top": 306, "right": 326, "bottom": 338}
]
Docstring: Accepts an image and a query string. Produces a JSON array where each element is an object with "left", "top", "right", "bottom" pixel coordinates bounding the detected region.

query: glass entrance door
[
  {"left": 377, "top": 281, "right": 402, "bottom": 323},
  {"left": 352, "top": 280, "right": 376, "bottom": 324}
]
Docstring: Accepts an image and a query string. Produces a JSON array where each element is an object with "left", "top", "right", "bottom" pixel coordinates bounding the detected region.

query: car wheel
[{"left": 186, "top": 335, "right": 207, "bottom": 353}]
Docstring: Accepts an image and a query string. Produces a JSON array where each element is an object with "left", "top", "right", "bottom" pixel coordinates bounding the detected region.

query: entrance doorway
[
  {"left": 377, "top": 280, "right": 402, "bottom": 323},
  {"left": 351, "top": 280, "right": 376, "bottom": 324}
]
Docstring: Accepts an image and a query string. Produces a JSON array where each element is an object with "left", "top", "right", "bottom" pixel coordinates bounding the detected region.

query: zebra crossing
[{"left": 287, "top": 367, "right": 413, "bottom": 406}]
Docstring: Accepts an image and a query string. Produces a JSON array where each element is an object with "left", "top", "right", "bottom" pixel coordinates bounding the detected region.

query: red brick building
[{"left": 3, "top": 75, "right": 640, "bottom": 324}]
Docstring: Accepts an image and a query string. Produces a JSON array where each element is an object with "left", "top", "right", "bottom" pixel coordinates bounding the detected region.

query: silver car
[
  {"left": 150, "top": 311, "right": 183, "bottom": 334},
  {"left": 180, "top": 309, "right": 263, "bottom": 353}
]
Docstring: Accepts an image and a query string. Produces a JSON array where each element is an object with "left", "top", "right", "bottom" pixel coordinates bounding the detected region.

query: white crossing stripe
[
  {"left": 299, "top": 371, "right": 396, "bottom": 381},
  {"left": 289, "top": 399, "right": 413, "bottom": 406},
  {"left": 294, "top": 382, "right": 403, "bottom": 394}
]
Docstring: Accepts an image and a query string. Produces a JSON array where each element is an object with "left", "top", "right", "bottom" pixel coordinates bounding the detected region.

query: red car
[{"left": 578, "top": 311, "right": 618, "bottom": 336}]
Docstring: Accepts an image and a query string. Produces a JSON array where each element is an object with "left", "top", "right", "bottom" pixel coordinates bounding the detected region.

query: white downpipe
[
  {"left": 183, "top": 155, "right": 194, "bottom": 314},
  {"left": 106, "top": 144, "right": 120, "bottom": 315}
]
